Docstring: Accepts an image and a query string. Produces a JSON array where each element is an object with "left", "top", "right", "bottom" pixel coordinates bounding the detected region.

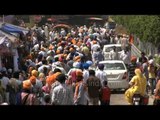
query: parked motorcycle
[{"left": 132, "top": 93, "right": 149, "bottom": 105}]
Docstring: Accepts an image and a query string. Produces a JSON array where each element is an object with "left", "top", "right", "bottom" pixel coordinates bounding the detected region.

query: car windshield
[
  {"left": 105, "top": 46, "right": 122, "bottom": 52},
  {"left": 103, "top": 63, "right": 125, "bottom": 70}
]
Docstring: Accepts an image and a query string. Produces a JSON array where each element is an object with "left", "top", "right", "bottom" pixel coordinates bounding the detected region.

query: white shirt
[
  {"left": 83, "top": 69, "right": 89, "bottom": 84},
  {"left": 33, "top": 44, "right": 39, "bottom": 51},
  {"left": 109, "top": 50, "right": 119, "bottom": 60},
  {"left": 38, "top": 51, "right": 47, "bottom": 57},
  {"left": 120, "top": 50, "right": 131, "bottom": 64},
  {"left": 52, "top": 66, "right": 66, "bottom": 74},
  {"left": 38, "top": 65, "right": 50, "bottom": 73},
  {"left": 95, "top": 69, "right": 108, "bottom": 86},
  {"left": 91, "top": 44, "right": 101, "bottom": 52},
  {"left": 51, "top": 83, "right": 73, "bottom": 105},
  {"left": 1, "top": 76, "right": 10, "bottom": 90}
]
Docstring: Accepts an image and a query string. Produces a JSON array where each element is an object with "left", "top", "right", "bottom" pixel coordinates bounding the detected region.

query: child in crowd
[{"left": 100, "top": 81, "right": 111, "bottom": 105}]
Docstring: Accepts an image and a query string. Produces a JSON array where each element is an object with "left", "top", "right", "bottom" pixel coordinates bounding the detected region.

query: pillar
[
  {"left": 13, "top": 48, "right": 19, "bottom": 72},
  {"left": 0, "top": 56, "right": 2, "bottom": 71}
]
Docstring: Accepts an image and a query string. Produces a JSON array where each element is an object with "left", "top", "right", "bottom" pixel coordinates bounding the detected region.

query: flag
[{"left": 129, "top": 35, "right": 134, "bottom": 44}]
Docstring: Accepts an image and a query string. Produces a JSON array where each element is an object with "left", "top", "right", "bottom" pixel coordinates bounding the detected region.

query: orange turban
[
  {"left": 71, "top": 39, "right": 76, "bottom": 45},
  {"left": 46, "top": 72, "right": 61, "bottom": 86},
  {"left": 27, "top": 54, "right": 32, "bottom": 59},
  {"left": 74, "top": 56, "right": 81, "bottom": 62},
  {"left": 58, "top": 43, "right": 61, "bottom": 46},
  {"left": 92, "top": 40, "right": 97, "bottom": 44},
  {"left": 56, "top": 50, "right": 61, "bottom": 54},
  {"left": 41, "top": 47, "right": 45, "bottom": 51},
  {"left": 29, "top": 76, "right": 36, "bottom": 84},
  {"left": 39, "top": 73, "right": 45, "bottom": 78},
  {"left": 131, "top": 56, "right": 137, "bottom": 62},
  {"left": 28, "top": 67, "right": 34, "bottom": 73},
  {"left": 49, "top": 45, "right": 53, "bottom": 50},
  {"left": 23, "top": 80, "right": 32, "bottom": 90},
  {"left": 63, "top": 54, "right": 67, "bottom": 59},
  {"left": 69, "top": 48, "right": 74, "bottom": 52},
  {"left": 31, "top": 70, "right": 38, "bottom": 77},
  {"left": 76, "top": 69, "right": 83, "bottom": 77}
]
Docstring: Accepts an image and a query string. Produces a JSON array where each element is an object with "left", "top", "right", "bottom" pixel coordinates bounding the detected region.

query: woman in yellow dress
[{"left": 125, "top": 68, "right": 147, "bottom": 104}]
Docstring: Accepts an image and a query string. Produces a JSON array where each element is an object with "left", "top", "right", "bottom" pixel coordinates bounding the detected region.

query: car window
[
  {"left": 105, "top": 46, "right": 122, "bottom": 52},
  {"left": 105, "top": 47, "right": 112, "bottom": 52},
  {"left": 103, "top": 63, "right": 125, "bottom": 70},
  {"left": 116, "top": 47, "right": 122, "bottom": 52}
]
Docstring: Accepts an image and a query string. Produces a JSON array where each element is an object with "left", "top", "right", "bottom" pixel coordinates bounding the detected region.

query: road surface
[{"left": 110, "top": 91, "right": 154, "bottom": 105}]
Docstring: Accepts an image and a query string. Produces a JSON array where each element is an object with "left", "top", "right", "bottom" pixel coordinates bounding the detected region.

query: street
[{"left": 110, "top": 91, "right": 154, "bottom": 105}]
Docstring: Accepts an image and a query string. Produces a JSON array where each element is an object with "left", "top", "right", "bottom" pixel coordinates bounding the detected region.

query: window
[
  {"left": 104, "top": 63, "right": 125, "bottom": 70},
  {"left": 105, "top": 46, "right": 122, "bottom": 52}
]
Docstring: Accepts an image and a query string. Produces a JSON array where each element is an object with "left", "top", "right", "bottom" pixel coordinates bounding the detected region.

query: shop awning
[
  {"left": 0, "top": 30, "right": 17, "bottom": 43},
  {"left": 0, "top": 23, "right": 29, "bottom": 36}
]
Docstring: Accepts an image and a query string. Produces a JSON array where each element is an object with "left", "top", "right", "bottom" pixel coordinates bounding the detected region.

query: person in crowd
[
  {"left": 148, "top": 59, "right": 156, "bottom": 95},
  {"left": 7, "top": 71, "right": 23, "bottom": 105},
  {"left": 128, "top": 56, "right": 138, "bottom": 81},
  {"left": 99, "top": 81, "right": 111, "bottom": 105},
  {"left": 1, "top": 71, "right": 10, "bottom": 103},
  {"left": 50, "top": 73, "right": 73, "bottom": 105},
  {"left": 82, "top": 63, "right": 90, "bottom": 84},
  {"left": 138, "top": 52, "right": 148, "bottom": 64},
  {"left": 92, "top": 48, "right": 104, "bottom": 66},
  {"left": 86, "top": 70, "right": 102, "bottom": 105},
  {"left": 109, "top": 46, "right": 119, "bottom": 60},
  {"left": 125, "top": 68, "right": 147, "bottom": 105},
  {"left": 74, "top": 69, "right": 87, "bottom": 105},
  {"left": 96, "top": 64, "right": 108, "bottom": 87},
  {"left": 16, "top": 79, "right": 40, "bottom": 105},
  {"left": 153, "top": 72, "right": 160, "bottom": 105}
]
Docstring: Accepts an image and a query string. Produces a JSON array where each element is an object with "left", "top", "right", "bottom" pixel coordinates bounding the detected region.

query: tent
[
  {"left": 0, "top": 30, "right": 17, "bottom": 43},
  {"left": 0, "top": 23, "right": 29, "bottom": 36},
  {"left": 86, "top": 17, "right": 103, "bottom": 21},
  {"left": 52, "top": 24, "right": 71, "bottom": 29}
]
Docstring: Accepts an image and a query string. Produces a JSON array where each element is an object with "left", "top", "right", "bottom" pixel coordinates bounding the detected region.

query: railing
[
  {"left": 132, "top": 35, "right": 158, "bottom": 57},
  {"left": 131, "top": 43, "right": 141, "bottom": 58}
]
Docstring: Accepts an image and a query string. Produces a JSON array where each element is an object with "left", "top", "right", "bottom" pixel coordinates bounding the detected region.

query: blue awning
[{"left": 0, "top": 23, "right": 28, "bottom": 35}]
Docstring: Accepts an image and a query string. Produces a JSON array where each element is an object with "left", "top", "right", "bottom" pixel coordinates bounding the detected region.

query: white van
[{"left": 102, "top": 44, "right": 123, "bottom": 60}]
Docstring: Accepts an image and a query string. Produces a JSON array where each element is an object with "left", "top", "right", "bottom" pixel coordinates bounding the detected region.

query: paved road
[{"left": 110, "top": 91, "right": 154, "bottom": 105}]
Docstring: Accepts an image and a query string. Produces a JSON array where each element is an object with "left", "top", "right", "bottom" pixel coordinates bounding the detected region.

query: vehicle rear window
[
  {"left": 105, "top": 46, "right": 122, "bottom": 52},
  {"left": 103, "top": 63, "right": 125, "bottom": 70}
]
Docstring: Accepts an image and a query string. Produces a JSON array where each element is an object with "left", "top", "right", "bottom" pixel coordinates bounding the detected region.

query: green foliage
[
  {"left": 154, "top": 55, "right": 160, "bottom": 65},
  {"left": 111, "top": 15, "right": 160, "bottom": 46}
]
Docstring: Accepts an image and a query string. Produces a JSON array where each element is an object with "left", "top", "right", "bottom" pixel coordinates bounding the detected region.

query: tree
[{"left": 111, "top": 15, "right": 160, "bottom": 46}]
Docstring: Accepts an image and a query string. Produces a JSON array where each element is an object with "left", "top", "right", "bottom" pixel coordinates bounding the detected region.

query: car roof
[
  {"left": 99, "top": 60, "right": 125, "bottom": 64},
  {"left": 103, "top": 44, "right": 122, "bottom": 48}
]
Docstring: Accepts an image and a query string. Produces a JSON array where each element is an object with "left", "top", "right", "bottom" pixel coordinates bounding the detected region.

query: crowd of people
[
  {"left": 125, "top": 52, "right": 160, "bottom": 105},
  {"left": 0, "top": 22, "right": 116, "bottom": 105},
  {"left": 0, "top": 19, "right": 160, "bottom": 105}
]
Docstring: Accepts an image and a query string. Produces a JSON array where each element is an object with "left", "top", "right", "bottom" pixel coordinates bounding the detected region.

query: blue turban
[
  {"left": 98, "top": 64, "right": 104, "bottom": 70},
  {"left": 83, "top": 63, "right": 89, "bottom": 69},
  {"left": 86, "top": 60, "right": 93, "bottom": 66}
]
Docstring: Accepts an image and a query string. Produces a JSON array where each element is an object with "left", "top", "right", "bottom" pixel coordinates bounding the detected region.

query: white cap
[{"left": 149, "top": 59, "right": 154, "bottom": 64}]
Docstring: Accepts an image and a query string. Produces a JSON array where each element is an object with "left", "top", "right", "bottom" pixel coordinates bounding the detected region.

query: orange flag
[{"left": 129, "top": 35, "right": 134, "bottom": 44}]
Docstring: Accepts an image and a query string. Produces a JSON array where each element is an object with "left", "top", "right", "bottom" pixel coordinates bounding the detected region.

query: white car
[
  {"left": 102, "top": 44, "right": 123, "bottom": 60},
  {"left": 98, "top": 60, "right": 129, "bottom": 90}
]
